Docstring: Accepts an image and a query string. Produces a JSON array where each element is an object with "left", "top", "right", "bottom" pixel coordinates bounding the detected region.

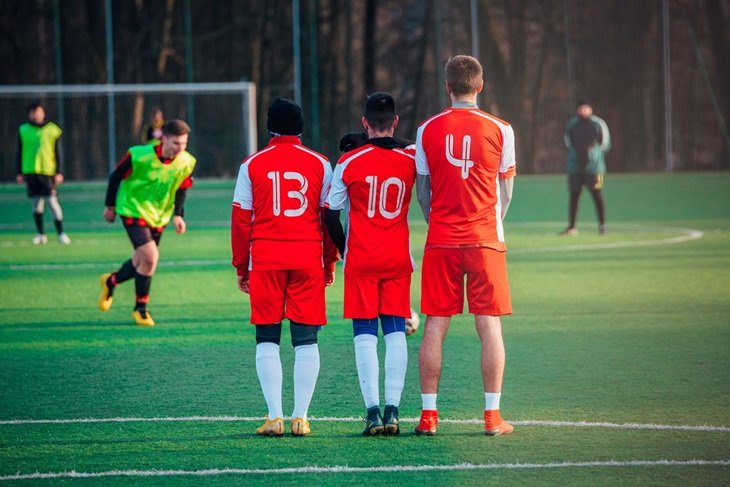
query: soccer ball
[{"left": 405, "top": 308, "right": 420, "bottom": 336}]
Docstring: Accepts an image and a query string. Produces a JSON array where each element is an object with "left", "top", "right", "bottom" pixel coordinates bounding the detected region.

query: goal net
[{"left": 0, "top": 82, "right": 257, "bottom": 180}]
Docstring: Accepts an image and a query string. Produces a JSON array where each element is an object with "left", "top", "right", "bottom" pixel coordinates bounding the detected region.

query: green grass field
[{"left": 1, "top": 173, "right": 729, "bottom": 485}]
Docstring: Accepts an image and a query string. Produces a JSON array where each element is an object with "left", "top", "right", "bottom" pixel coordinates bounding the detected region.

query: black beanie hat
[{"left": 267, "top": 98, "right": 304, "bottom": 136}]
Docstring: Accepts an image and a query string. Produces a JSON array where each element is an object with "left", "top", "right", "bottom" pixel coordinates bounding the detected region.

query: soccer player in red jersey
[
  {"left": 99, "top": 120, "right": 196, "bottom": 327},
  {"left": 324, "top": 93, "right": 416, "bottom": 436},
  {"left": 414, "top": 55, "right": 516, "bottom": 436},
  {"left": 231, "top": 98, "right": 338, "bottom": 437}
]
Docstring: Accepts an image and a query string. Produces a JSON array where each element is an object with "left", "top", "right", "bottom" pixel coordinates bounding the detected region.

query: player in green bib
[
  {"left": 98, "top": 120, "right": 197, "bottom": 327},
  {"left": 15, "top": 103, "right": 71, "bottom": 245}
]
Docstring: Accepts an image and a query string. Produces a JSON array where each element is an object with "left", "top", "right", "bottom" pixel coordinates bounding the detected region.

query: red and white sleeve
[{"left": 231, "top": 160, "right": 253, "bottom": 277}]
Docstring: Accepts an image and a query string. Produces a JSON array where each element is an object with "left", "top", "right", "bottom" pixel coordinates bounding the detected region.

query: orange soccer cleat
[
  {"left": 414, "top": 409, "right": 438, "bottom": 436},
  {"left": 484, "top": 409, "right": 514, "bottom": 436}
]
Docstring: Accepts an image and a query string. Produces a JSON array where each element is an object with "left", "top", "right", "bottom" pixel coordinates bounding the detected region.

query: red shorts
[
  {"left": 248, "top": 268, "right": 326, "bottom": 325},
  {"left": 421, "top": 247, "right": 512, "bottom": 316},
  {"left": 344, "top": 274, "right": 411, "bottom": 319}
]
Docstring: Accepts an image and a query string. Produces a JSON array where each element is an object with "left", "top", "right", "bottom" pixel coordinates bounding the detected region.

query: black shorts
[
  {"left": 25, "top": 174, "right": 55, "bottom": 197},
  {"left": 569, "top": 173, "right": 604, "bottom": 192},
  {"left": 122, "top": 218, "right": 164, "bottom": 249}
]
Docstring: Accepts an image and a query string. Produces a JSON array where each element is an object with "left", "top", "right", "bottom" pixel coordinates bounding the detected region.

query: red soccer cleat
[
  {"left": 484, "top": 409, "right": 514, "bottom": 436},
  {"left": 414, "top": 409, "right": 438, "bottom": 436}
]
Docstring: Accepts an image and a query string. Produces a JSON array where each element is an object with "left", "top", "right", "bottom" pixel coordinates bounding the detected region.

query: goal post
[{"left": 0, "top": 82, "right": 257, "bottom": 180}]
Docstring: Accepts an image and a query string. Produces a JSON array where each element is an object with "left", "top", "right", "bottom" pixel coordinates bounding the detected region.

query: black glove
[{"left": 339, "top": 132, "right": 368, "bottom": 152}]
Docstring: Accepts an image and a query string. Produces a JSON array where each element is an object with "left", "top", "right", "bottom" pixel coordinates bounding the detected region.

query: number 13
[{"left": 267, "top": 171, "right": 309, "bottom": 217}]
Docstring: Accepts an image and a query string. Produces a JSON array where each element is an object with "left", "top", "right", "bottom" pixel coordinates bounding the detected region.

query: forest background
[{"left": 1, "top": 0, "right": 728, "bottom": 178}]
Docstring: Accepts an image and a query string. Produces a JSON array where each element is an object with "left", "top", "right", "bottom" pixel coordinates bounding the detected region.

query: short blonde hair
[{"left": 445, "top": 55, "right": 483, "bottom": 96}]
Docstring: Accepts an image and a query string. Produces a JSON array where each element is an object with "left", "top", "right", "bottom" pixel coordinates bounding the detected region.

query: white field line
[
  {"left": 509, "top": 224, "right": 704, "bottom": 254},
  {"left": 1, "top": 415, "right": 728, "bottom": 432},
  {"left": 1, "top": 459, "right": 729, "bottom": 481},
  {"left": 0, "top": 225, "right": 705, "bottom": 271}
]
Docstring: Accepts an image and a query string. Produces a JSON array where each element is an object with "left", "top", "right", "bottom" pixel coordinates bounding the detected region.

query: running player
[
  {"left": 324, "top": 93, "right": 416, "bottom": 436},
  {"left": 98, "top": 119, "right": 196, "bottom": 327},
  {"left": 414, "top": 55, "right": 516, "bottom": 436},
  {"left": 231, "top": 98, "right": 338, "bottom": 437}
]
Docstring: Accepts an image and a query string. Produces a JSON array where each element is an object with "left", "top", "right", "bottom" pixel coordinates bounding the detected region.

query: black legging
[{"left": 569, "top": 187, "right": 605, "bottom": 228}]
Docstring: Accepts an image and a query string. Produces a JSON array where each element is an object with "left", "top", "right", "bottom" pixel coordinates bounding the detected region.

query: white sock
[
  {"left": 484, "top": 392, "right": 501, "bottom": 411},
  {"left": 255, "top": 342, "right": 283, "bottom": 419},
  {"left": 383, "top": 331, "right": 407, "bottom": 407},
  {"left": 291, "top": 344, "right": 320, "bottom": 419},
  {"left": 421, "top": 393, "right": 437, "bottom": 411},
  {"left": 353, "top": 334, "right": 379, "bottom": 409}
]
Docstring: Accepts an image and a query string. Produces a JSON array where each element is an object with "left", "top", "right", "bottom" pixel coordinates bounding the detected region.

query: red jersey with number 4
[
  {"left": 232, "top": 136, "right": 333, "bottom": 271},
  {"left": 415, "top": 107, "right": 517, "bottom": 249},
  {"left": 326, "top": 140, "right": 416, "bottom": 278}
]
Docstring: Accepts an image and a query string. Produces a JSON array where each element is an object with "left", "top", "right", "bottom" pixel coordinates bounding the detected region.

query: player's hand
[
  {"left": 173, "top": 215, "right": 186, "bottom": 234},
  {"left": 54, "top": 173, "right": 64, "bottom": 185},
  {"left": 324, "top": 268, "right": 335, "bottom": 287},
  {"left": 15, "top": 174, "right": 23, "bottom": 184},
  {"left": 103, "top": 206, "right": 116, "bottom": 223},
  {"left": 237, "top": 273, "right": 250, "bottom": 294}
]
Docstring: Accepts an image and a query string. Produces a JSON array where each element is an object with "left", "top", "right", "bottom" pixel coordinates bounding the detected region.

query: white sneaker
[
  {"left": 58, "top": 232, "right": 71, "bottom": 245},
  {"left": 32, "top": 234, "right": 48, "bottom": 245}
]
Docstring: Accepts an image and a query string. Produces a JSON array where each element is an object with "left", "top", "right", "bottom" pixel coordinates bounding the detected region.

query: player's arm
[
  {"left": 324, "top": 209, "right": 345, "bottom": 257},
  {"left": 231, "top": 161, "right": 253, "bottom": 293},
  {"left": 15, "top": 133, "right": 23, "bottom": 183},
  {"left": 172, "top": 173, "right": 194, "bottom": 234},
  {"left": 321, "top": 210, "right": 339, "bottom": 287},
  {"left": 564, "top": 118, "right": 575, "bottom": 149},
  {"left": 172, "top": 188, "right": 188, "bottom": 234},
  {"left": 499, "top": 124, "right": 517, "bottom": 220},
  {"left": 53, "top": 138, "right": 66, "bottom": 185},
  {"left": 415, "top": 126, "right": 431, "bottom": 223},
  {"left": 318, "top": 159, "right": 338, "bottom": 286},
  {"left": 416, "top": 174, "right": 431, "bottom": 223},
  {"left": 499, "top": 176, "right": 514, "bottom": 220},
  {"left": 323, "top": 160, "right": 348, "bottom": 257},
  {"left": 103, "top": 151, "right": 132, "bottom": 223},
  {"left": 595, "top": 117, "right": 611, "bottom": 152},
  {"left": 55, "top": 137, "right": 65, "bottom": 175},
  {"left": 231, "top": 204, "right": 252, "bottom": 293}
]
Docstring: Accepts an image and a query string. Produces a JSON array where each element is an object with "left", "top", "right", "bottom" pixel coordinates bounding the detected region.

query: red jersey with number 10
[
  {"left": 232, "top": 136, "right": 333, "bottom": 270},
  {"left": 416, "top": 107, "right": 517, "bottom": 249},
  {"left": 326, "top": 141, "right": 416, "bottom": 278}
]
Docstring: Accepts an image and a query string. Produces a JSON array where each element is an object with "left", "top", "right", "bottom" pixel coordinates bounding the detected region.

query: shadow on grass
[
  {"left": 8, "top": 432, "right": 247, "bottom": 448},
  {"left": 3, "top": 320, "right": 139, "bottom": 330},
  {"left": 3, "top": 316, "right": 243, "bottom": 330}
]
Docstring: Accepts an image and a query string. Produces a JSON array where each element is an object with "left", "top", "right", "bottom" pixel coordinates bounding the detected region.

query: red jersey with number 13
[{"left": 232, "top": 135, "right": 332, "bottom": 270}]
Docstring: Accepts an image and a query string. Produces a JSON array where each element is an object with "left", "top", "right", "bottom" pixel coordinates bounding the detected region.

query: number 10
[{"left": 365, "top": 175, "right": 405, "bottom": 219}]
